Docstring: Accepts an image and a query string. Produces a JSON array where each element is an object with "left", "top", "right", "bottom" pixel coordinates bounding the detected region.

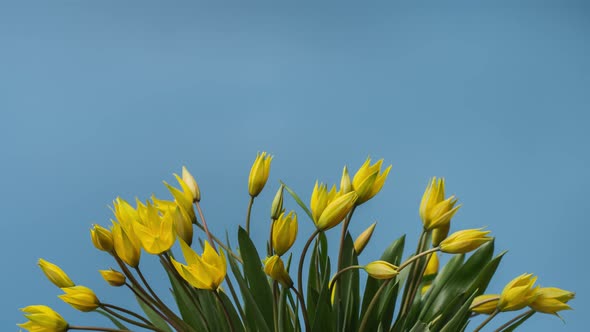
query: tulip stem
[
  {"left": 245, "top": 196, "right": 255, "bottom": 235},
  {"left": 493, "top": 310, "right": 535, "bottom": 332},
  {"left": 135, "top": 267, "right": 166, "bottom": 311},
  {"left": 398, "top": 229, "right": 430, "bottom": 319},
  {"left": 398, "top": 247, "right": 440, "bottom": 272},
  {"left": 291, "top": 286, "right": 311, "bottom": 332},
  {"left": 334, "top": 206, "right": 356, "bottom": 328},
  {"left": 100, "top": 306, "right": 162, "bottom": 332},
  {"left": 68, "top": 326, "right": 130, "bottom": 332},
  {"left": 268, "top": 218, "right": 276, "bottom": 256},
  {"left": 297, "top": 228, "right": 321, "bottom": 308},
  {"left": 473, "top": 308, "right": 500, "bottom": 332},
  {"left": 328, "top": 265, "right": 363, "bottom": 295},
  {"left": 100, "top": 303, "right": 153, "bottom": 327},
  {"left": 469, "top": 296, "right": 501, "bottom": 311},
  {"left": 195, "top": 201, "right": 216, "bottom": 251},
  {"left": 213, "top": 290, "right": 236, "bottom": 332},
  {"left": 194, "top": 220, "right": 242, "bottom": 263},
  {"left": 359, "top": 278, "right": 393, "bottom": 332}
]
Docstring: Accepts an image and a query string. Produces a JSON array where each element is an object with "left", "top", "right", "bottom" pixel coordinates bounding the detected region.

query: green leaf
[
  {"left": 96, "top": 309, "right": 129, "bottom": 330},
  {"left": 165, "top": 267, "right": 209, "bottom": 331},
  {"left": 500, "top": 311, "right": 536, "bottom": 332},
  {"left": 438, "top": 291, "right": 478, "bottom": 332},
  {"left": 337, "top": 233, "right": 360, "bottom": 331},
  {"left": 135, "top": 295, "right": 173, "bottom": 332},
  {"left": 218, "top": 290, "right": 246, "bottom": 332},
  {"left": 281, "top": 181, "right": 314, "bottom": 221},
  {"left": 308, "top": 232, "right": 334, "bottom": 332}
]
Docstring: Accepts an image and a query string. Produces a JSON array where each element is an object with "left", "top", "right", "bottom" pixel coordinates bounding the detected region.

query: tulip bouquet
[{"left": 19, "top": 153, "right": 574, "bottom": 332}]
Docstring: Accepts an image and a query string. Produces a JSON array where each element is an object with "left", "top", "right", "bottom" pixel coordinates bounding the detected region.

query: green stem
[
  {"left": 359, "top": 278, "right": 392, "bottom": 332},
  {"left": 135, "top": 266, "right": 166, "bottom": 310},
  {"left": 328, "top": 265, "right": 363, "bottom": 295},
  {"left": 297, "top": 228, "right": 321, "bottom": 305},
  {"left": 398, "top": 229, "right": 430, "bottom": 317},
  {"left": 473, "top": 308, "right": 500, "bottom": 332},
  {"left": 100, "top": 306, "right": 162, "bottom": 332},
  {"left": 335, "top": 207, "right": 356, "bottom": 329},
  {"left": 291, "top": 286, "right": 311, "bottom": 332},
  {"left": 268, "top": 219, "right": 275, "bottom": 256},
  {"left": 194, "top": 220, "right": 242, "bottom": 263},
  {"left": 470, "top": 296, "right": 500, "bottom": 311},
  {"left": 245, "top": 196, "right": 255, "bottom": 235},
  {"left": 398, "top": 247, "right": 440, "bottom": 272},
  {"left": 213, "top": 290, "right": 236, "bottom": 332},
  {"left": 493, "top": 310, "right": 535, "bottom": 332},
  {"left": 100, "top": 303, "right": 153, "bottom": 327},
  {"left": 195, "top": 202, "right": 216, "bottom": 250}
]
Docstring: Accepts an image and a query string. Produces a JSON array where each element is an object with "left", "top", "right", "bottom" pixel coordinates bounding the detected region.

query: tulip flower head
[
  {"left": 90, "top": 224, "right": 114, "bottom": 252},
  {"left": 352, "top": 157, "right": 392, "bottom": 205},
  {"left": 529, "top": 287, "right": 574, "bottom": 314},
  {"left": 18, "top": 305, "right": 68, "bottom": 332},
  {"left": 340, "top": 166, "right": 352, "bottom": 195},
  {"left": 364, "top": 260, "right": 399, "bottom": 280},
  {"left": 498, "top": 273, "right": 539, "bottom": 311},
  {"left": 38, "top": 259, "right": 75, "bottom": 288},
  {"left": 270, "top": 184, "right": 285, "bottom": 220},
  {"left": 439, "top": 228, "right": 492, "bottom": 254},
  {"left": 315, "top": 191, "right": 358, "bottom": 231},
  {"left": 354, "top": 222, "right": 377, "bottom": 255},
  {"left": 171, "top": 240, "right": 226, "bottom": 290},
  {"left": 248, "top": 151, "right": 272, "bottom": 197},
  {"left": 134, "top": 201, "right": 176, "bottom": 255},
  {"left": 471, "top": 294, "right": 500, "bottom": 314},
  {"left": 419, "top": 177, "right": 461, "bottom": 230},
  {"left": 99, "top": 269, "right": 126, "bottom": 287},
  {"left": 111, "top": 222, "right": 141, "bottom": 267},
  {"left": 59, "top": 285, "right": 100, "bottom": 312},
  {"left": 164, "top": 174, "right": 197, "bottom": 223},
  {"left": 182, "top": 166, "right": 201, "bottom": 202},
  {"left": 263, "top": 255, "right": 293, "bottom": 287},
  {"left": 272, "top": 211, "right": 298, "bottom": 256}
]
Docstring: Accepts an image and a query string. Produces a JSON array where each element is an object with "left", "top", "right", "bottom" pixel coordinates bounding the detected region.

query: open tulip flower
[{"left": 18, "top": 153, "right": 573, "bottom": 332}]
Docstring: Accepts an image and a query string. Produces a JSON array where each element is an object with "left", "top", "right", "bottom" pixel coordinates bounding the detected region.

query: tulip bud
[
  {"left": 471, "top": 294, "right": 500, "bottom": 314},
  {"left": 38, "top": 259, "right": 75, "bottom": 288},
  {"left": 352, "top": 157, "right": 392, "bottom": 205},
  {"left": 315, "top": 191, "right": 358, "bottom": 231},
  {"left": 364, "top": 260, "right": 399, "bottom": 280},
  {"left": 439, "top": 228, "right": 492, "bottom": 254},
  {"left": 112, "top": 222, "right": 141, "bottom": 267},
  {"left": 354, "top": 222, "right": 376, "bottom": 255},
  {"left": 270, "top": 185, "right": 284, "bottom": 220},
  {"left": 248, "top": 152, "right": 272, "bottom": 197},
  {"left": 272, "top": 211, "right": 298, "bottom": 256},
  {"left": 498, "top": 273, "right": 539, "bottom": 311},
  {"left": 90, "top": 224, "right": 114, "bottom": 252},
  {"left": 419, "top": 177, "right": 461, "bottom": 230},
  {"left": 182, "top": 166, "right": 201, "bottom": 202},
  {"left": 339, "top": 166, "right": 352, "bottom": 195},
  {"left": 423, "top": 252, "right": 439, "bottom": 277},
  {"left": 99, "top": 269, "right": 126, "bottom": 287},
  {"left": 59, "top": 286, "right": 100, "bottom": 312},
  {"left": 171, "top": 205, "right": 193, "bottom": 246},
  {"left": 263, "top": 255, "right": 293, "bottom": 287},
  {"left": 529, "top": 287, "right": 574, "bottom": 314},
  {"left": 18, "top": 305, "right": 68, "bottom": 332}
]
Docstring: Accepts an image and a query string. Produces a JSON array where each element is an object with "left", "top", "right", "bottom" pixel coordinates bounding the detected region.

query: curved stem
[
  {"left": 359, "top": 278, "right": 392, "bottom": 332},
  {"left": 398, "top": 229, "right": 430, "bottom": 318},
  {"left": 100, "top": 303, "right": 153, "bottom": 326},
  {"left": 245, "top": 196, "right": 255, "bottom": 235},
  {"left": 135, "top": 266, "right": 167, "bottom": 310},
  {"left": 473, "top": 308, "right": 500, "bottom": 332},
  {"left": 328, "top": 265, "right": 363, "bottom": 295},
  {"left": 291, "top": 286, "right": 311, "bottom": 332},
  {"left": 470, "top": 296, "right": 500, "bottom": 311},
  {"left": 213, "top": 290, "right": 236, "bottom": 332},
  {"left": 297, "top": 229, "right": 321, "bottom": 304},
  {"left": 398, "top": 247, "right": 440, "bottom": 271},
  {"left": 493, "top": 310, "right": 534, "bottom": 332},
  {"left": 334, "top": 207, "right": 356, "bottom": 328},
  {"left": 100, "top": 306, "right": 162, "bottom": 332},
  {"left": 195, "top": 202, "right": 215, "bottom": 250}
]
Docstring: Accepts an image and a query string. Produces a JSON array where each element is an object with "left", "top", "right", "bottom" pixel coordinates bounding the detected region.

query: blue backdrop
[{"left": 1, "top": 1, "right": 587, "bottom": 331}]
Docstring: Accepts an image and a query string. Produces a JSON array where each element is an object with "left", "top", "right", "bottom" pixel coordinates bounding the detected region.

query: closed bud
[
  {"left": 112, "top": 222, "right": 141, "bottom": 267},
  {"left": 352, "top": 157, "right": 392, "bottom": 205},
  {"left": 354, "top": 222, "right": 376, "bottom": 255},
  {"left": 59, "top": 286, "right": 100, "bottom": 312},
  {"left": 471, "top": 294, "right": 500, "bottom": 314},
  {"left": 18, "top": 305, "right": 68, "bottom": 332},
  {"left": 439, "top": 228, "right": 492, "bottom": 254},
  {"left": 99, "top": 269, "right": 126, "bottom": 287},
  {"left": 91, "top": 224, "right": 114, "bottom": 252},
  {"left": 182, "top": 166, "right": 201, "bottom": 202},
  {"left": 315, "top": 191, "right": 358, "bottom": 231},
  {"left": 272, "top": 211, "right": 298, "bottom": 256},
  {"left": 419, "top": 177, "right": 461, "bottom": 230},
  {"left": 339, "top": 166, "right": 352, "bottom": 195},
  {"left": 38, "top": 259, "right": 75, "bottom": 288},
  {"left": 248, "top": 152, "right": 272, "bottom": 197},
  {"left": 364, "top": 260, "right": 399, "bottom": 280},
  {"left": 498, "top": 273, "right": 539, "bottom": 311},
  {"left": 529, "top": 287, "right": 574, "bottom": 314},
  {"left": 263, "top": 255, "right": 293, "bottom": 287},
  {"left": 270, "top": 185, "right": 284, "bottom": 220}
]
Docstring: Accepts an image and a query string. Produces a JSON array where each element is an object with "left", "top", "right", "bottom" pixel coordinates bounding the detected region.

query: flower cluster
[{"left": 18, "top": 153, "right": 574, "bottom": 332}]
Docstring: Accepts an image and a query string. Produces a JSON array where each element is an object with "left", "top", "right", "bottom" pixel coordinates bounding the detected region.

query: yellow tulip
[
  {"left": 112, "top": 222, "right": 141, "bottom": 267},
  {"left": 171, "top": 240, "right": 226, "bottom": 290},
  {"left": 354, "top": 222, "right": 376, "bottom": 255},
  {"left": 340, "top": 166, "right": 352, "bottom": 195},
  {"left": 529, "top": 287, "right": 574, "bottom": 314},
  {"left": 263, "top": 255, "right": 293, "bottom": 287},
  {"left": 59, "top": 286, "right": 100, "bottom": 312},
  {"left": 272, "top": 211, "right": 298, "bottom": 256},
  {"left": 99, "top": 269, "right": 126, "bottom": 287},
  {"left": 38, "top": 259, "right": 74, "bottom": 288},
  {"left": 316, "top": 191, "right": 358, "bottom": 231},
  {"left": 423, "top": 252, "right": 439, "bottom": 277},
  {"left": 248, "top": 151, "right": 272, "bottom": 197},
  {"left": 439, "top": 228, "right": 492, "bottom": 254},
  {"left": 134, "top": 202, "right": 176, "bottom": 255},
  {"left": 498, "top": 273, "right": 539, "bottom": 311},
  {"left": 270, "top": 185, "right": 285, "bottom": 220},
  {"left": 364, "top": 260, "right": 399, "bottom": 280},
  {"left": 170, "top": 205, "right": 194, "bottom": 246},
  {"left": 90, "top": 224, "right": 113, "bottom": 252},
  {"left": 310, "top": 181, "right": 339, "bottom": 223},
  {"left": 112, "top": 197, "right": 139, "bottom": 225},
  {"left": 471, "top": 294, "right": 500, "bottom": 314},
  {"left": 163, "top": 174, "right": 197, "bottom": 223},
  {"left": 182, "top": 166, "right": 201, "bottom": 202},
  {"left": 352, "top": 157, "right": 392, "bottom": 205},
  {"left": 18, "top": 305, "right": 68, "bottom": 332},
  {"left": 419, "top": 177, "right": 461, "bottom": 230}
]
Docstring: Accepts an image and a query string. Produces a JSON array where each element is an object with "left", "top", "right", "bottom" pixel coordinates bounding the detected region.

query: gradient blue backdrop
[{"left": 2, "top": 1, "right": 588, "bottom": 331}]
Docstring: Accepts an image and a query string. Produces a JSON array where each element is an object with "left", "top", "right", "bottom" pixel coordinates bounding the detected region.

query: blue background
[{"left": 1, "top": 1, "right": 587, "bottom": 331}]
